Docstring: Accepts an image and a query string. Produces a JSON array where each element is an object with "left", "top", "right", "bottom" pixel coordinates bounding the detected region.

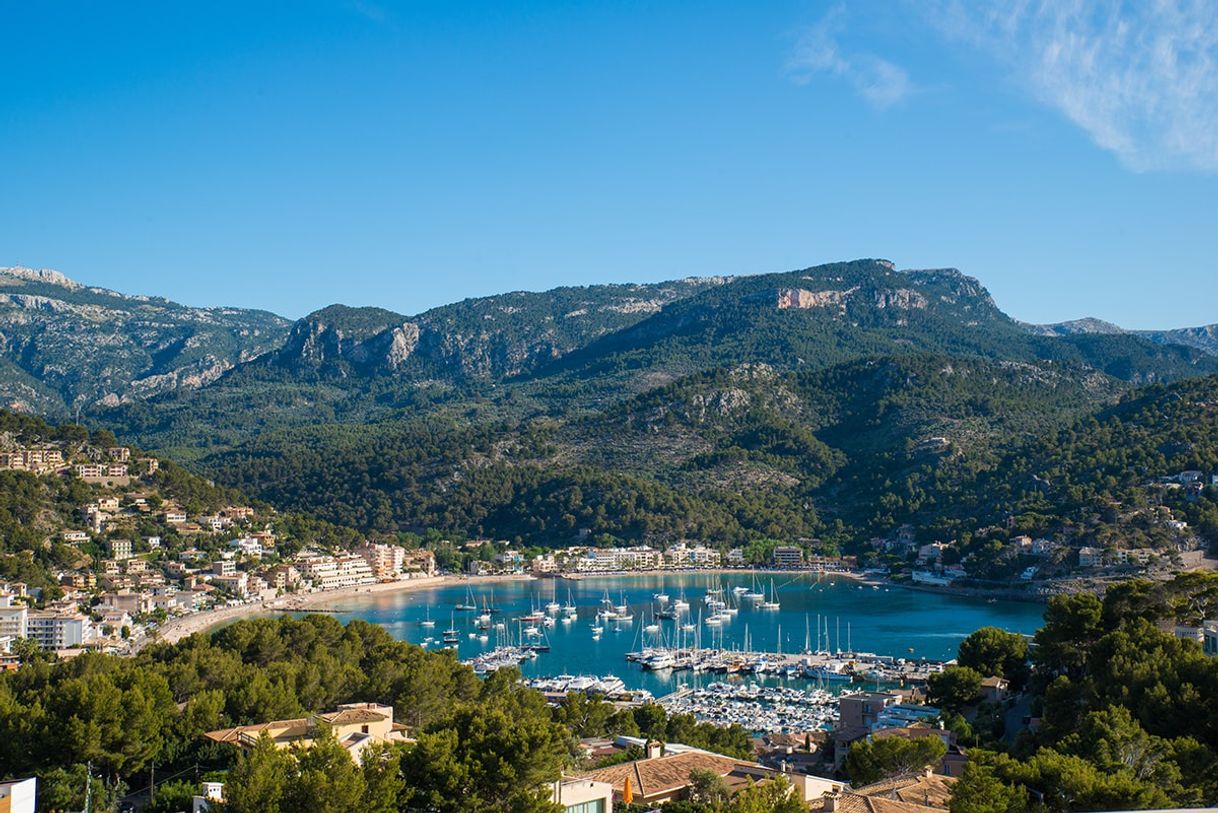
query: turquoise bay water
[{"left": 312, "top": 573, "right": 1044, "bottom": 696}]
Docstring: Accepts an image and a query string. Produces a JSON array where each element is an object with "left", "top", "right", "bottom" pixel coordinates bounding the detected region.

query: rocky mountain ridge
[
  {"left": 1027, "top": 317, "right": 1218, "bottom": 356},
  {"left": 3, "top": 261, "right": 1216, "bottom": 433},
  {"left": 0, "top": 266, "right": 291, "bottom": 414}
]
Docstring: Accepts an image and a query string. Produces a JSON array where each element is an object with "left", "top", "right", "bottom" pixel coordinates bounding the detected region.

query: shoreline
[
  {"left": 142, "top": 567, "right": 1036, "bottom": 649},
  {"left": 144, "top": 573, "right": 533, "bottom": 647}
]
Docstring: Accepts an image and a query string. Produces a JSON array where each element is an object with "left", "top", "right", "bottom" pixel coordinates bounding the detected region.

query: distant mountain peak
[
  {"left": 0, "top": 266, "right": 85, "bottom": 291},
  {"left": 1024, "top": 317, "right": 1127, "bottom": 336}
]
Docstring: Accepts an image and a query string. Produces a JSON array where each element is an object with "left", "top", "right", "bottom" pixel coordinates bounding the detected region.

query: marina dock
[{"left": 625, "top": 646, "right": 947, "bottom": 684}]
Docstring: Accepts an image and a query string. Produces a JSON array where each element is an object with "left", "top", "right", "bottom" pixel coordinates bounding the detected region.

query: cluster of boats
[
  {"left": 521, "top": 674, "right": 655, "bottom": 703},
  {"left": 628, "top": 644, "right": 946, "bottom": 685},
  {"left": 464, "top": 645, "right": 541, "bottom": 675},
  {"left": 660, "top": 682, "right": 845, "bottom": 733}
]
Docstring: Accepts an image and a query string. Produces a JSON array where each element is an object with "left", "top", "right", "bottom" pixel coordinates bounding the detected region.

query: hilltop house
[{"left": 204, "top": 702, "right": 411, "bottom": 764}]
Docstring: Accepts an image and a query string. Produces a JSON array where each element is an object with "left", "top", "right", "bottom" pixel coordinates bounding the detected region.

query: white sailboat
[
  {"left": 744, "top": 574, "right": 764, "bottom": 602},
  {"left": 644, "top": 607, "right": 661, "bottom": 634},
  {"left": 442, "top": 612, "right": 460, "bottom": 643},
  {"left": 762, "top": 579, "right": 781, "bottom": 611},
  {"left": 455, "top": 586, "right": 477, "bottom": 612}
]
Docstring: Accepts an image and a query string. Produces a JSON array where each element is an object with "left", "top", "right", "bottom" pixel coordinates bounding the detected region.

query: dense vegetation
[
  {"left": 871, "top": 373, "right": 1218, "bottom": 565},
  {"left": 945, "top": 573, "right": 1218, "bottom": 811},
  {"left": 201, "top": 358, "right": 1218, "bottom": 554},
  {"left": 0, "top": 614, "right": 753, "bottom": 813}
]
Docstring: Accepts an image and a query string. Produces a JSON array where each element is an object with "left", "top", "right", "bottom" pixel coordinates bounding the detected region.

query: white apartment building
[
  {"left": 26, "top": 612, "right": 91, "bottom": 649},
  {"left": 295, "top": 553, "right": 376, "bottom": 591},
  {"left": 211, "top": 573, "right": 250, "bottom": 598},
  {"left": 576, "top": 546, "right": 661, "bottom": 572},
  {"left": 109, "top": 539, "right": 133, "bottom": 560},
  {"left": 664, "top": 543, "right": 721, "bottom": 568},
  {"left": 0, "top": 777, "right": 36, "bottom": 813},
  {"left": 356, "top": 542, "right": 406, "bottom": 580},
  {"left": 230, "top": 537, "right": 264, "bottom": 556},
  {"left": 0, "top": 595, "right": 28, "bottom": 639}
]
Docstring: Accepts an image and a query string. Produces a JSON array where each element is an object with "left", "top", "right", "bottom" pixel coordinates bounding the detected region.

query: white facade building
[
  {"left": 0, "top": 595, "right": 28, "bottom": 639},
  {"left": 576, "top": 546, "right": 660, "bottom": 572},
  {"left": 664, "top": 543, "right": 721, "bottom": 568},
  {"left": 25, "top": 612, "right": 91, "bottom": 649},
  {"left": 295, "top": 553, "right": 376, "bottom": 591},
  {"left": 356, "top": 542, "right": 406, "bottom": 580}
]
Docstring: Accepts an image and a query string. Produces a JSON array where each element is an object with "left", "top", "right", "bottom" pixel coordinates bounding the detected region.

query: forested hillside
[
  {"left": 946, "top": 574, "right": 1218, "bottom": 810},
  {"left": 209, "top": 354, "right": 1142, "bottom": 547},
  {"left": 4, "top": 258, "right": 1216, "bottom": 557},
  {"left": 937, "top": 373, "right": 1218, "bottom": 546}
]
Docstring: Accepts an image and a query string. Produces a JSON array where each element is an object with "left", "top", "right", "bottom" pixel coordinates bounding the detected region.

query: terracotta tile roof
[
  {"left": 320, "top": 708, "right": 387, "bottom": 725},
  {"left": 830, "top": 793, "right": 943, "bottom": 813},
  {"left": 204, "top": 718, "right": 311, "bottom": 744},
  {"left": 574, "top": 752, "right": 747, "bottom": 799},
  {"left": 851, "top": 772, "right": 957, "bottom": 809}
]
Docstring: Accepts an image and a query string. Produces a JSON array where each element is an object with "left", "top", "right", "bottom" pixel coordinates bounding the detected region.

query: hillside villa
[{"left": 204, "top": 702, "right": 411, "bottom": 764}]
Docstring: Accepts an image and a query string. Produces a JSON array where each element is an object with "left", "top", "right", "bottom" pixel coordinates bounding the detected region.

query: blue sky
[{"left": 1, "top": 1, "right": 1215, "bottom": 328}]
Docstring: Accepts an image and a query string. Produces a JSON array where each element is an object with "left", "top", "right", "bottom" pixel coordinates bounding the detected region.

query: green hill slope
[{"left": 206, "top": 354, "right": 1130, "bottom": 546}]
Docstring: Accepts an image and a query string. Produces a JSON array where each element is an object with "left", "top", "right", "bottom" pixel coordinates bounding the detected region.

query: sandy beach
[{"left": 145, "top": 573, "right": 535, "bottom": 648}]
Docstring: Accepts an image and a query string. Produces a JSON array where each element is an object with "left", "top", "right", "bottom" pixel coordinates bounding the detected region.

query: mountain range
[
  {"left": 3, "top": 261, "right": 1216, "bottom": 423},
  {"left": 2, "top": 259, "right": 1216, "bottom": 547}
]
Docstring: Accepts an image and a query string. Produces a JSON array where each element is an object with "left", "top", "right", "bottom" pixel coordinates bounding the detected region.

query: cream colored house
[{"left": 205, "top": 702, "right": 411, "bottom": 764}]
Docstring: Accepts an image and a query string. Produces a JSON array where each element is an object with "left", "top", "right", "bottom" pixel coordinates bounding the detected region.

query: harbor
[
  {"left": 658, "top": 682, "right": 843, "bottom": 733},
  {"left": 625, "top": 645, "right": 946, "bottom": 685},
  {"left": 304, "top": 571, "right": 1042, "bottom": 696}
]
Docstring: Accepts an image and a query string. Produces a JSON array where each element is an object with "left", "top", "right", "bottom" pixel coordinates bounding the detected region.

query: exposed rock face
[
  {"left": 0, "top": 266, "right": 84, "bottom": 290},
  {"left": 874, "top": 288, "right": 928, "bottom": 309},
  {"left": 383, "top": 324, "right": 421, "bottom": 368},
  {"left": 768, "top": 284, "right": 927, "bottom": 312},
  {"left": 774, "top": 288, "right": 853, "bottom": 310},
  {"left": 0, "top": 266, "right": 291, "bottom": 414}
]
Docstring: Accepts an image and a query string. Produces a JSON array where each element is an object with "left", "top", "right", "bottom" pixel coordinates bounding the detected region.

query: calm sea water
[{"left": 310, "top": 573, "right": 1044, "bottom": 696}]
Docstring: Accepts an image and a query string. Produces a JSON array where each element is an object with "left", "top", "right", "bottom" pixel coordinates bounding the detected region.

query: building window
[
  {"left": 564, "top": 801, "right": 605, "bottom": 813},
  {"left": 361, "top": 725, "right": 370, "bottom": 734}
]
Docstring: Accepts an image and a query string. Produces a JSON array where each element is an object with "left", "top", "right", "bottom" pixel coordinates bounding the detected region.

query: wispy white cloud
[
  {"left": 923, "top": 0, "right": 1218, "bottom": 172},
  {"left": 786, "top": 7, "right": 912, "bottom": 110},
  {"left": 350, "top": 0, "right": 389, "bottom": 24}
]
